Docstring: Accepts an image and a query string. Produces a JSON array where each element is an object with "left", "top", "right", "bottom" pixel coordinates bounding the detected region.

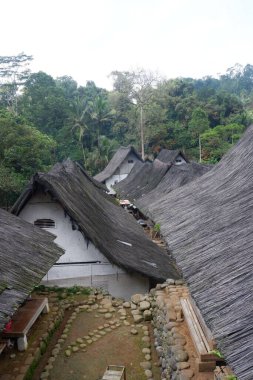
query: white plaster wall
[
  {"left": 105, "top": 152, "right": 140, "bottom": 192},
  {"left": 19, "top": 192, "right": 149, "bottom": 299},
  {"left": 174, "top": 154, "right": 186, "bottom": 165}
]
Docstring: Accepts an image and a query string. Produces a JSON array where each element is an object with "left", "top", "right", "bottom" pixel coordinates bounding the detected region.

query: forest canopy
[{"left": 0, "top": 54, "right": 252, "bottom": 207}]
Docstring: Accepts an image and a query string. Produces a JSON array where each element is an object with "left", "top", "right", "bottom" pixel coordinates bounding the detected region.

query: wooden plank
[
  {"left": 186, "top": 299, "right": 210, "bottom": 352},
  {"left": 189, "top": 295, "right": 216, "bottom": 349},
  {"left": 181, "top": 298, "right": 207, "bottom": 355}
]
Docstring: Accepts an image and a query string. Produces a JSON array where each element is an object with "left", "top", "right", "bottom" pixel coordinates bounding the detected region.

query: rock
[
  {"left": 139, "top": 301, "right": 151, "bottom": 311},
  {"left": 174, "top": 350, "right": 189, "bottom": 362},
  {"left": 104, "top": 313, "right": 112, "bottom": 319},
  {"left": 124, "top": 320, "right": 130, "bottom": 326},
  {"left": 175, "top": 279, "right": 184, "bottom": 285},
  {"left": 130, "top": 329, "right": 138, "bottom": 335},
  {"left": 144, "top": 369, "right": 153, "bottom": 378},
  {"left": 177, "top": 362, "right": 190, "bottom": 370},
  {"left": 143, "top": 310, "right": 152, "bottom": 321},
  {"left": 123, "top": 301, "right": 131, "bottom": 308},
  {"left": 133, "top": 314, "right": 143, "bottom": 323},
  {"left": 131, "top": 294, "right": 143, "bottom": 305},
  {"left": 72, "top": 346, "right": 79, "bottom": 352},
  {"left": 142, "top": 348, "right": 151, "bottom": 354},
  {"left": 131, "top": 309, "right": 141, "bottom": 316},
  {"left": 65, "top": 349, "right": 71, "bottom": 357},
  {"left": 145, "top": 354, "right": 151, "bottom": 361},
  {"left": 131, "top": 302, "right": 137, "bottom": 309},
  {"left": 166, "top": 279, "right": 175, "bottom": 285},
  {"left": 142, "top": 336, "right": 150, "bottom": 343},
  {"left": 140, "top": 361, "right": 152, "bottom": 370},
  {"left": 76, "top": 338, "right": 83, "bottom": 344},
  {"left": 10, "top": 353, "right": 16, "bottom": 359}
]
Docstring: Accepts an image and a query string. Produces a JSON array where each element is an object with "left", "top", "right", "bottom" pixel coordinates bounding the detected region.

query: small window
[
  {"left": 128, "top": 159, "right": 134, "bottom": 163},
  {"left": 34, "top": 219, "right": 55, "bottom": 229},
  {"left": 176, "top": 158, "right": 182, "bottom": 162},
  {"left": 114, "top": 180, "right": 119, "bottom": 184}
]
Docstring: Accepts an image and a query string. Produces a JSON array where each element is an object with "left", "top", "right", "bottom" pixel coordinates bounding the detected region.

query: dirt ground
[
  {"left": 48, "top": 310, "right": 160, "bottom": 380},
  {"left": 0, "top": 289, "right": 161, "bottom": 380}
]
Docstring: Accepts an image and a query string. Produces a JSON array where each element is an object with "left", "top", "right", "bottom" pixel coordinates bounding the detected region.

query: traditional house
[
  {"left": 114, "top": 159, "right": 171, "bottom": 201},
  {"left": 136, "top": 162, "right": 212, "bottom": 214},
  {"left": 156, "top": 149, "right": 189, "bottom": 165},
  {"left": 12, "top": 160, "right": 180, "bottom": 299},
  {"left": 114, "top": 149, "right": 190, "bottom": 202},
  {"left": 0, "top": 208, "right": 63, "bottom": 333},
  {"left": 144, "top": 125, "right": 253, "bottom": 379},
  {"left": 94, "top": 146, "right": 142, "bottom": 192}
]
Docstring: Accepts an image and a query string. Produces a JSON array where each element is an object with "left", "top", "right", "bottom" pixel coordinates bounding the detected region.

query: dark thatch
[
  {"left": 144, "top": 124, "right": 253, "bottom": 379},
  {"left": 94, "top": 146, "right": 142, "bottom": 183},
  {"left": 136, "top": 162, "right": 212, "bottom": 213},
  {"left": 12, "top": 160, "right": 181, "bottom": 283},
  {"left": 0, "top": 209, "right": 64, "bottom": 332},
  {"left": 156, "top": 149, "right": 189, "bottom": 164},
  {"left": 114, "top": 159, "right": 171, "bottom": 201}
]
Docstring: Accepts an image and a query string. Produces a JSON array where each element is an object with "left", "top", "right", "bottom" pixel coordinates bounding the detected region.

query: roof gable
[
  {"left": 12, "top": 160, "right": 180, "bottom": 282},
  {"left": 94, "top": 146, "right": 142, "bottom": 182}
]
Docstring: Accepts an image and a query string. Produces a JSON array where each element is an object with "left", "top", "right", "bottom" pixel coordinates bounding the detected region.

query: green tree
[{"left": 0, "top": 53, "right": 33, "bottom": 113}]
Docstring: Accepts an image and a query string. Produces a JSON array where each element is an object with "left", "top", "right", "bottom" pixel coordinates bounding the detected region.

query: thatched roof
[
  {"left": 94, "top": 146, "right": 142, "bottom": 183},
  {"left": 145, "top": 124, "right": 253, "bottom": 379},
  {"left": 156, "top": 149, "right": 189, "bottom": 164},
  {"left": 114, "top": 159, "right": 171, "bottom": 201},
  {"left": 0, "top": 209, "right": 64, "bottom": 332},
  {"left": 12, "top": 160, "right": 180, "bottom": 282},
  {"left": 136, "top": 162, "right": 212, "bottom": 213}
]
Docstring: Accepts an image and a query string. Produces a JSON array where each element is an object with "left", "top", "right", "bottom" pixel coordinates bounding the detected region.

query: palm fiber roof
[
  {"left": 0, "top": 209, "right": 63, "bottom": 332},
  {"left": 156, "top": 149, "right": 189, "bottom": 164},
  {"left": 12, "top": 160, "right": 180, "bottom": 282},
  {"left": 114, "top": 159, "right": 171, "bottom": 201},
  {"left": 94, "top": 146, "right": 142, "bottom": 183},
  {"left": 136, "top": 162, "right": 211, "bottom": 213},
  {"left": 145, "top": 124, "right": 253, "bottom": 379}
]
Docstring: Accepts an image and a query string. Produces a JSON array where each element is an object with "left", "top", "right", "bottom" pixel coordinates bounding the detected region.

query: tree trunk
[
  {"left": 199, "top": 134, "right": 202, "bottom": 163},
  {"left": 140, "top": 106, "right": 145, "bottom": 160}
]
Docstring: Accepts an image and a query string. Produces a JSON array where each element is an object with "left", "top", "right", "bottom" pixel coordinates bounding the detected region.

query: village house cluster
[{"left": 1, "top": 126, "right": 253, "bottom": 379}]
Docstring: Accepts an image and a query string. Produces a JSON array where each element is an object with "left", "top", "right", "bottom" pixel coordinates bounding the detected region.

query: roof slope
[
  {"left": 114, "top": 159, "right": 171, "bottom": 201},
  {"left": 12, "top": 160, "right": 180, "bottom": 282},
  {"left": 94, "top": 146, "right": 142, "bottom": 182},
  {"left": 136, "top": 162, "right": 211, "bottom": 213},
  {"left": 145, "top": 125, "right": 253, "bottom": 379},
  {"left": 157, "top": 149, "right": 189, "bottom": 163},
  {"left": 0, "top": 209, "right": 63, "bottom": 332}
]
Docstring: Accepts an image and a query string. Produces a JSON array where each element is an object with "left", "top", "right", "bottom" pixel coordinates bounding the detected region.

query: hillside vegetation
[{"left": 0, "top": 54, "right": 252, "bottom": 207}]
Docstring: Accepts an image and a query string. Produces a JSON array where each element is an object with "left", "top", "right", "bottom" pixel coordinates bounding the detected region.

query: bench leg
[
  {"left": 17, "top": 336, "right": 28, "bottom": 351},
  {"left": 42, "top": 301, "right": 50, "bottom": 314}
]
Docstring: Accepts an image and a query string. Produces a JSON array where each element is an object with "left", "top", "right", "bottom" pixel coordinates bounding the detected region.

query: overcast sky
[{"left": 1, "top": 0, "right": 253, "bottom": 89}]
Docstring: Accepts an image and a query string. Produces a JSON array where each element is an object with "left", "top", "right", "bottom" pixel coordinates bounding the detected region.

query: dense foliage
[{"left": 0, "top": 54, "right": 252, "bottom": 207}]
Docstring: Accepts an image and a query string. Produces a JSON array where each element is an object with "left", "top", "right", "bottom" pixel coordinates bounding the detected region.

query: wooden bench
[
  {"left": 180, "top": 297, "right": 225, "bottom": 375},
  {"left": 102, "top": 365, "right": 126, "bottom": 380},
  {"left": 1, "top": 298, "right": 49, "bottom": 351}
]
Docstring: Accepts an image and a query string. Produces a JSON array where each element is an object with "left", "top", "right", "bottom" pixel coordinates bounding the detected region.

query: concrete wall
[{"left": 19, "top": 192, "right": 149, "bottom": 299}]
